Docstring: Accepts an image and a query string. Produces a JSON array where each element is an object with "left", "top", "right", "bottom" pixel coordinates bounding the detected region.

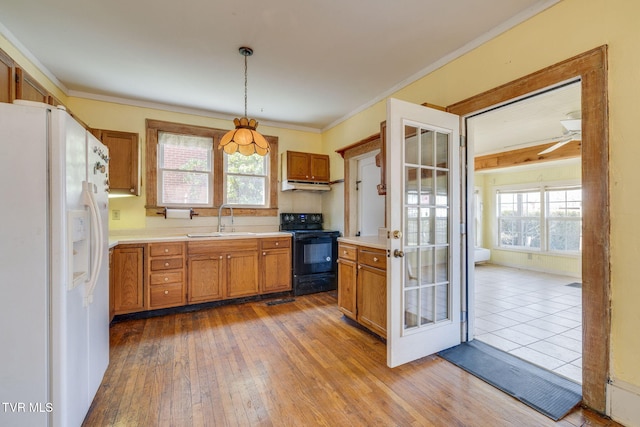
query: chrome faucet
[{"left": 217, "top": 204, "right": 234, "bottom": 232}]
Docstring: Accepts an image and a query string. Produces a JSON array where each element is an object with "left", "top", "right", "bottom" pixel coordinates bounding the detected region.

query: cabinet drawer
[
  {"left": 150, "top": 271, "right": 183, "bottom": 285},
  {"left": 358, "top": 248, "right": 387, "bottom": 270},
  {"left": 261, "top": 237, "right": 291, "bottom": 250},
  {"left": 338, "top": 243, "right": 357, "bottom": 261},
  {"left": 149, "top": 283, "right": 184, "bottom": 308},
  {"left": 188, "top": 239, "right": 258, "bottom": 255},
  {"left": 150, "top": 257, "right": 183, "bottom": 271},
  {"left": 149, "top": 242, "right": 184, "bottom": 257}
]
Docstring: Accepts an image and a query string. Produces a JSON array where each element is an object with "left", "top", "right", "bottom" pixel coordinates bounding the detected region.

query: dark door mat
[
  {"left": 438, "top": 340, "right": 581, "bottom": 420},
  {"left": 566, "top": 282, "right": 582, "bottom": 288}
]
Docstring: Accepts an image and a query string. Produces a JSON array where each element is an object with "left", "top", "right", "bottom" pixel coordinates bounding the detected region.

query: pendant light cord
[{"left": 244, "top": 53, "right": 248, "bottom": 118}]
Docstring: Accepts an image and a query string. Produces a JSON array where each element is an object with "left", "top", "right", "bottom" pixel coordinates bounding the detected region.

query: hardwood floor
[{"left": 84, "top": 292, "right": 620, "bottom": 426}]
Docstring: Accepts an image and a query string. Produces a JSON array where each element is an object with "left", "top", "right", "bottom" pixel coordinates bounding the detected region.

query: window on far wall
[
  {"left": 497, "top": 190, "right": 541, "bottom": 249},
  {"left": 497, "top": 185, "right": 582, "bottom": 254},
  {"left": 145, "top": 119, "right": 278, "bottom": 216},
  {"left": 224, "top": 152, "right": 269, "bottom": 206},
  {"left": 158, "top": 131, "right": 213, "bottom": 207},
  {"left": 546, "top": 188, "right": 582, "bottom": 252}
]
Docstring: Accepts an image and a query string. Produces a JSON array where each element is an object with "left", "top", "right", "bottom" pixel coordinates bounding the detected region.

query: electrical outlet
[{"left": 112, "top": 210, "right": 120, "bottom": 220}]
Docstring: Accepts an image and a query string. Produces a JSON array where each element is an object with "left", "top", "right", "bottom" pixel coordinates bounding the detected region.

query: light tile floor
[{"left": 474, "top": 264, "right": 583, "bottom": 384}]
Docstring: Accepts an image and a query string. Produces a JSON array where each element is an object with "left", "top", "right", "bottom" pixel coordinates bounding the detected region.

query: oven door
[{"left": 293, "top": 234, "right": 337, "bottom": 276}]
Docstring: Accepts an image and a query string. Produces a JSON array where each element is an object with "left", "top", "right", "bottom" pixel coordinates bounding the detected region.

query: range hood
[
  {"left": 281, "top": 180, "right": 331, "bottom": 192},
  {"left": 280, "top": 151, "right": 332, "bottom": 192}
]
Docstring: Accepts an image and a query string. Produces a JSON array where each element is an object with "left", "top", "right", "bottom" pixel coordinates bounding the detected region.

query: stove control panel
[{"left": 280, "top": 213, "right": 323, "bottom": 230}]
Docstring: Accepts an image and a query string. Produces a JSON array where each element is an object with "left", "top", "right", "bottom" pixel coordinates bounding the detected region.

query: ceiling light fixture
[{"left": 219, "top": 46, "right": 270, "bottom": 156}]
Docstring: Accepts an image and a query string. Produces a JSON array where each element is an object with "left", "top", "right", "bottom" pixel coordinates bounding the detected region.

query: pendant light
[{"left": 219, "top": 46, "right": 270, "bottom": 156}]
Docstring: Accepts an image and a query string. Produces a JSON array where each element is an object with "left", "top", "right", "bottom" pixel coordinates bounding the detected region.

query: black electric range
[{"left": 280, "top": 213, "right": 340, "bottom": 296}]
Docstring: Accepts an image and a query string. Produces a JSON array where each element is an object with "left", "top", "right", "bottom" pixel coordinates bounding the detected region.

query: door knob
[
  {"left": 393, "top": 249, "right": 405, "bottom": 258},
  {"left": 392, "top": 230, "right": 403, "bottom": 239}
]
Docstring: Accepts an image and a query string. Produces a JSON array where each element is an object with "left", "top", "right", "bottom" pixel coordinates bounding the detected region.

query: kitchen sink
[{"left": 186, "top": 231, "right": 256, "bottom": 238}]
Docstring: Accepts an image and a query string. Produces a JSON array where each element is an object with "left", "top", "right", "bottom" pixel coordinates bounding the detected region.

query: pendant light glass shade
[
  {"left": 219, "top": 117, "right": 270, "bottom": 156},
  {"left": 219, "top": 47, "right": 270, "bottom": 156}
]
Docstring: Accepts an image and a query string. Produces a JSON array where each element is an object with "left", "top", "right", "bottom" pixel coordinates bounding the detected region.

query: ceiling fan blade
[{"left": 537, "top": 137, "right": 573, "bottom": 155}]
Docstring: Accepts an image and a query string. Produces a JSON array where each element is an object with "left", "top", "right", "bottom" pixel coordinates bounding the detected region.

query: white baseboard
[{"left": 608, "top": 379, "right": 640, "bottom": 426}]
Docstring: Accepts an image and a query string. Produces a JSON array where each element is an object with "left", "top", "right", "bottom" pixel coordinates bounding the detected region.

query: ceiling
[
  {"left": 0, "top": 0, "right": 561, "bottom": 133},
  {"left": 468, "top": 81, "right": 581, "bottom": 156}
]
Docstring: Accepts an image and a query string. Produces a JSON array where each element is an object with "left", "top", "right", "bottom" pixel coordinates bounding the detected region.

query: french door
[{"left": 386, "top": 98, "right": 462, "bottom": 367}]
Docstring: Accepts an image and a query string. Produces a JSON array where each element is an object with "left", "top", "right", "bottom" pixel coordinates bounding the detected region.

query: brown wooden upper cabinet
[
  {"left": 0, "top": 50, "right": 15, "bottom": 104},
  {"left": 91, "top": 129, "right": 140, "bottom": 196},
  {"left": 15, "top": 68, "right": 49, "bottom": 103},
  {"left": 285, "top": 150, "right": 330, "bottom": 183}
]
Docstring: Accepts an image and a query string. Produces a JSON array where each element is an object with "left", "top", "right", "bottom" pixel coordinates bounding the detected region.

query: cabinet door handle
[
  {"left": 227, "top": 255, "right": 231, "bottom": 259},
  {"left": 164, "top": 277, "right": 169, "bottom": 282},
  {"left": 275, "top": 242, "right": 279, "bottom": 246},
  {"left": 373, "top": 257, "right": 378, "bottom": 262},
  {"left": 164, "top": 262, "right": 170, "bottom": 267},
  {"left": 219, "top": 255, "right": 223, "bottom": 260},
  {"left": 263, "top": 252, "right": 266, "bottom": 256},
  {"left": 164, "top": 248, "right": 169, "bottom": 253},
  {"left": 164, "top": 290, "right": 169, "bottom": 295}
]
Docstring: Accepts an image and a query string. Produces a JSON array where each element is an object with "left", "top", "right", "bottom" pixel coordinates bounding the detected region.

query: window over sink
[{"left": 145, "top": 119, "right": 278, "bottom": 216}]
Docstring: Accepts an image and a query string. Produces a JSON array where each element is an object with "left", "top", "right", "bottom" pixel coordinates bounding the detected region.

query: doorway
[
  {"left": 356, "top": 152, "right": 385, "bottom": 236},
  {"left": 467, "top": 82, "right": 583, "bottom": 383},
  {"left": 447, "top": 46, "right": 608, "bottom": 411}
]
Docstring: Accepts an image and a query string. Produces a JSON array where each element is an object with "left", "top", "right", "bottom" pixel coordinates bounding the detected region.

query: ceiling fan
[{"left": 537, "top": 113, "right": 582, "bottom": 155}]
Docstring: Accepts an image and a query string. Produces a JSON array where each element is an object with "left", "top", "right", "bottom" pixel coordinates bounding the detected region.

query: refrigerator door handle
[{"left": 83, "top": 181, "right": 104, "bottom": 306}]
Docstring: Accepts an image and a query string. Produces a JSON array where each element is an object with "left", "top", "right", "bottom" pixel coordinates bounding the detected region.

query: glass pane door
[{"left": 387, "top": 98, "right": 461, "bottom": 368}]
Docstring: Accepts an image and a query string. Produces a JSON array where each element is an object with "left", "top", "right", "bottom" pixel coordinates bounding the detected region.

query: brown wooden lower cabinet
[
  {"left": 147, "top": 242, "right": 186, "bottom": 309},
  {"left": 110, "top": 236, "right": 292, "bottom": 316},
  {"left": 112, "top": 244, "right": 145, "bottom": 315},
  {"left": 337, "top": 243, "right": 357, "bottom": 320},
  {"left": 225, "top": 250, "right": 260, "bottom": 298},
  {"left": 260, "top": 237, "right": 292, "bottom": 293},
  {"left": 338, "top": 242, "right": 387, "bottom": 338},
  {"left": 188, "top": 254, "right": 225, "bottom": 303}
]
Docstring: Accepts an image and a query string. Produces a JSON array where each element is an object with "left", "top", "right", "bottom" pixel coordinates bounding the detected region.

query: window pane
[
  {"left": 226, "top": 176, "right": 266, "bottom": 205},
  {"left": 420, "top": 285, "right": 435, "bottom": 326},
  {"left": 522, "top": 219, "right": 541, "bottom": 248},
  {"left": 521, "top": 192, "right": 541, "bottom": 217},
  {"left": 435, "top": 132, "right": 448, "bottom": 168},
  {"left": 420, "top": 129, "right": 434, "bottom": 167},
  {"left": 499, "top": 218, "right": 540, "bottom": 248},
  {"left": 158, "top": 131, "right": 213, "bottom": 207},
  {"left": 546, "top": 188, "right": 582, "bottom": 252},
  {"left": 161, "top": 170, "right": 210, "bottom": 204},
  {"left": 549, "top": 219, "right": 582, "bottom": 251},
  {"left": 405, "top": 126, "right": 418, "bottom": 164},
  {"left": 159, "top": 132, "right": 212, "bottom": 171},
  {"left": 226, "top": 152, "right": 265, "bottom": 175}
]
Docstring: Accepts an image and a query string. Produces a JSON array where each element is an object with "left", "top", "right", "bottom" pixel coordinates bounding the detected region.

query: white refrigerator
[{"left": 0, "top": 101, "right": 110, "bottom": 426}]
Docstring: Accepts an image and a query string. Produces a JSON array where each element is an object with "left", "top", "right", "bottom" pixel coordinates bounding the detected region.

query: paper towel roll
[{"left": 165, "top": 208, "right": 192, "bottom": 219}]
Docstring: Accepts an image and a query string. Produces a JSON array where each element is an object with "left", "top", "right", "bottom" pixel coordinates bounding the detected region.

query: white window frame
[
  {"left": 494, "top": 181, "right": 582, "bottom": 255},
  {"left": 223, "top": 152, "right": 270, "bottom": 208},
  {"left": 545, "top": 186, "right": 583, "bottom": 254},
  {"left": 496, "top": 188, "right": 542, "bottom": 250},
  {"left": 157, "top": 131, "right": 214, "bottom": 208}
]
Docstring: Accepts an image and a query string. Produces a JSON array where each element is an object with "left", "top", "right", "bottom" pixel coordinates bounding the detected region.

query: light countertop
[
  {"left": 108, "top": 231, "right": 293, "bottom": 248},
  {"left": 337, "top": 235, "right": 387, "bottom": 250}
]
